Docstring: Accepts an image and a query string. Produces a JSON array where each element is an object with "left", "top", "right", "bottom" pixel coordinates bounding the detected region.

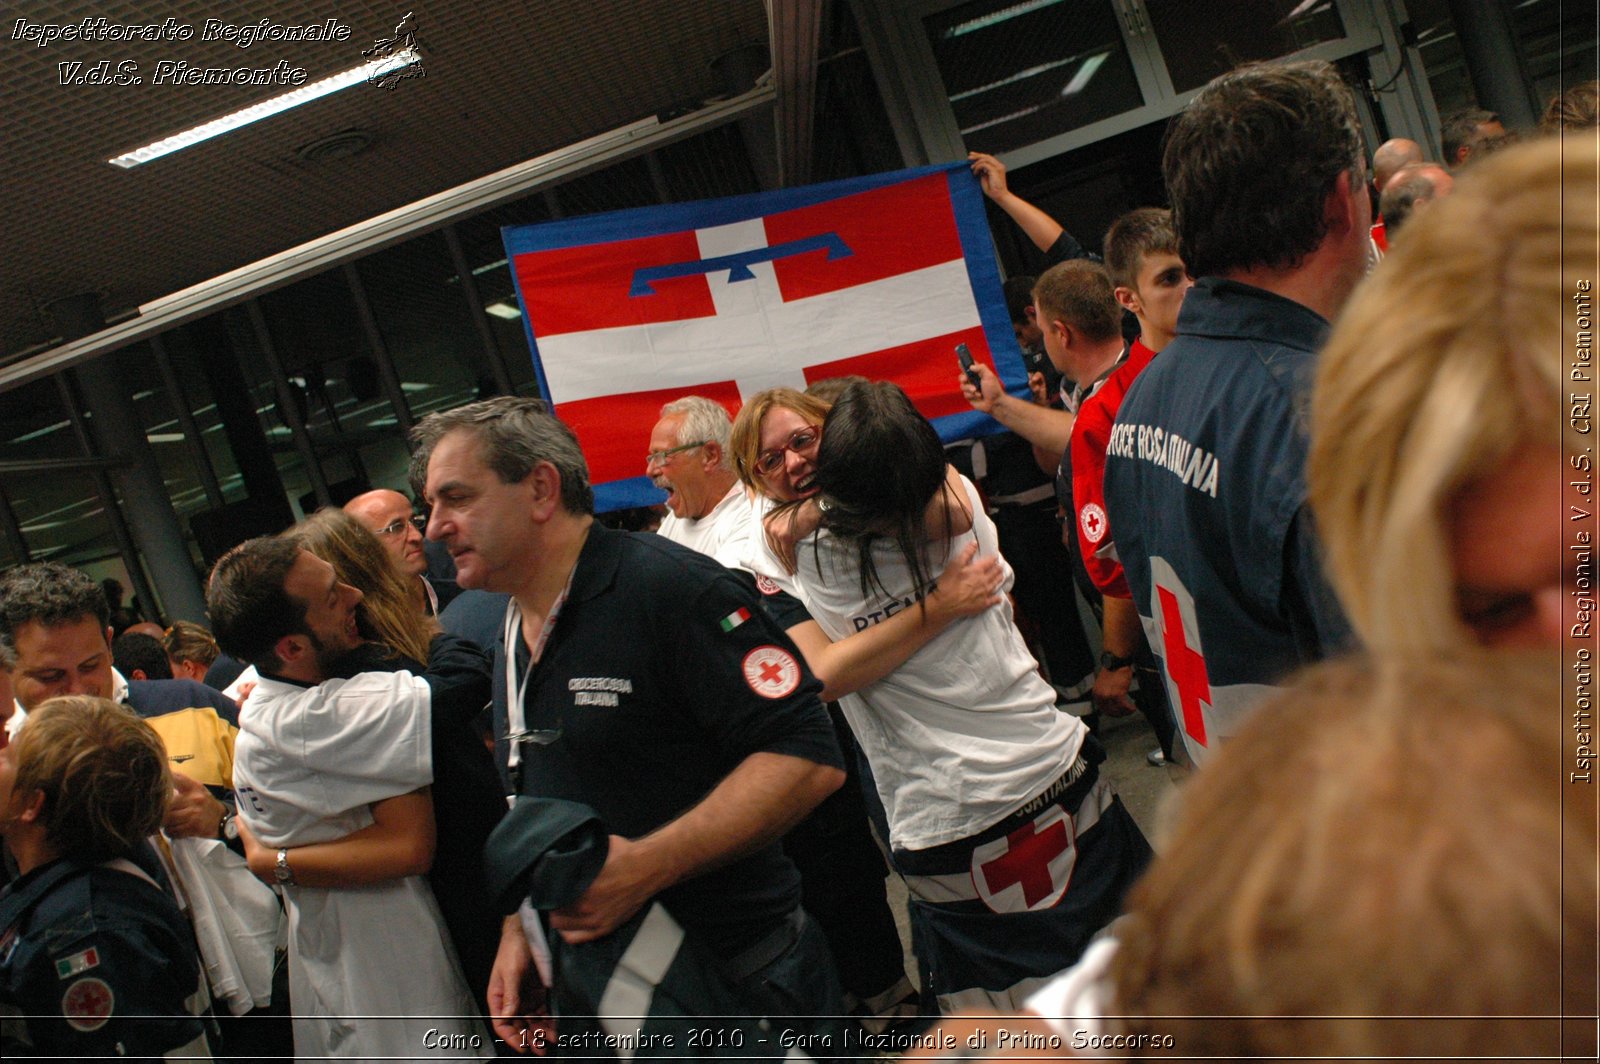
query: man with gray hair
[
  {"left": 410, "top": 396, "right": 847, "bottom": 1051},
  {"left": 645, "top": 395, "right": 753, "bottom": 565},
  {"left": 1441, "top": 107, "right": 1504, "bottom": 169},
  {"left": 1379, "top": 161, "right": 1455, "bottom": 239}
]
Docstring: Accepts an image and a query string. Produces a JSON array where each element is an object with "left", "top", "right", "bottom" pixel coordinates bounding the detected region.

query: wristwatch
[
  {"left": 274, "top": 848, "right": 295, "bottom": 886},
  {"left": 1099, "top": 650, "right": 1136, "bottom": 671},
  {"left": 218, "top": 810, "right": 239, "bottom": 841}
]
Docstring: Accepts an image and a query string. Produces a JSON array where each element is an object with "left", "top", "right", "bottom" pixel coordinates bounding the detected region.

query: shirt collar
[
  {"left": 1177, "top": 277, "right": 1331, "bottom": 353},
  {"left": 257, "top": 670, "right": 316, "bottom": 689},
  {"left": 565, "top": 521, "right": 624, "bottom": 606}
]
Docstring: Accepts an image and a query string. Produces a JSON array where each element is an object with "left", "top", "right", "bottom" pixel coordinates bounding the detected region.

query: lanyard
[{"left": 500, "top": 577, "right": 573, "bottom": 773}]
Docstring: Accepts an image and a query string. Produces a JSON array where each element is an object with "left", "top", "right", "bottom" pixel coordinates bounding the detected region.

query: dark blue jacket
[
  {"left": 0, "top": 859, "right": 211, "bottom": 1060},
  {"left": 1103, "top": 278, "right": 1351, "bottom": 766}
]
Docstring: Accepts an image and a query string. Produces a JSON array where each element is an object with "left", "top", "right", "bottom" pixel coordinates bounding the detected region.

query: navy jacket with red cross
[
  {"left": 0, "top": 858, "right": 210, "bottom": 1060},
  {"left": 1102, "top": 278, "right": 1352, "bottom": 767},
  {"left": 490, "top": 522, "right": 843, "bottom": 954}
]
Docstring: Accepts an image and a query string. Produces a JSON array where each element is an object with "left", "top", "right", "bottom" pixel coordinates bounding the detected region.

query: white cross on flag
[{"left": 502, "top": 163, "right": 1025, "bottom": 510}]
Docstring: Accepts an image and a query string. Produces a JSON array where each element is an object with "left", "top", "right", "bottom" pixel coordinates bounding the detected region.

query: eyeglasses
[
  {"left": 754, "top": 427, "right": 819, "bottom": 476},
  {"left": 375, "top": 514, "right": 427, "bottom": 537},
  {"left": 645, "top": 440, "right": 708, "bottom": 468}
]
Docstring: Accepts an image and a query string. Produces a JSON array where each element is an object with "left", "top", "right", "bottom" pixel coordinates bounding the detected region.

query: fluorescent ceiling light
[
  {"left": 108, "top": 47, "right": 420, "bottom": 168},
  {"left": 445, "top": 258, "right": 509, "bottom": 286},
  {"left": 957, "top": 50, "right": 1110, "bottom": 135},
  {"left": 11, "top": 420, "right": 69, "bottom": 444},
  {"left": 960, "top": 103, "right": 1047, "bottom": 136},
  {"left": 485, "top": 301, "right": 522, "bottom": 319},
  {"left": 942, "top": 0, "right": 1061, "bottom": 39},
  {"left": 1061, "top": 53, "right": 1110, "bottom": 96},
  {"left": 145, "top": 432, "right": 186, "bottom": 443},
  {"left": 1281, "top": 0, "right": 1330, "bottom": 19},
  {"left": 950, "top": 56, "right": 1079, "bottom": 102}
]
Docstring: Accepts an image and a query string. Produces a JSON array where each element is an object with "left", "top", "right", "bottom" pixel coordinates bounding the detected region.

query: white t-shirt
[
  {"left": 235, "top": 672, "right": 490, "bottom": 1059},
  {"left": 655, "top": 480, "right": 755, "bottom": 572},
  {"left": 738, "top": 495, "right": 811, "bottom": 603},
  {"left": 792, "top": 474, "right": 1085, "bottom": 850}
]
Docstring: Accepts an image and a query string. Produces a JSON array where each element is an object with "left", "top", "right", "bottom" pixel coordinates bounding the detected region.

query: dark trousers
[{"left": 782, "top": 704, "right": 909, "bottom": 1001}]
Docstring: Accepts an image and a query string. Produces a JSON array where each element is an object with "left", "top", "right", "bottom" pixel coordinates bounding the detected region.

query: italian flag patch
[
  {"left": 56, "top": 947, "right": 100, "bottom": 979},
  {"left": 720, "top": 608, "right": 751, "bottom": 632}
]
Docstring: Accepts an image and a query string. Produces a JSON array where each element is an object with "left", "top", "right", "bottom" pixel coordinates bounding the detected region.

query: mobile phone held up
[{"left": 956, "top": 343, "right": 982, "bottom": 390}]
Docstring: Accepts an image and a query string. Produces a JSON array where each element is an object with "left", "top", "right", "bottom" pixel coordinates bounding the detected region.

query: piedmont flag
[{"left": 503, "top": 162, "right": 1027, "bottom": 510}]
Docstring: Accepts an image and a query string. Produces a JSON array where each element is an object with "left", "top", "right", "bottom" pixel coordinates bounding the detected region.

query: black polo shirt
[{"left": 493, "top": 523, "right": 842, "bottom": 951}]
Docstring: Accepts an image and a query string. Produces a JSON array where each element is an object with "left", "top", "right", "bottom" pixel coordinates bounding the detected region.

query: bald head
[
  {"left": 1379, "top": 163, "right": 1455, "bottom": 238},
  {"left": 344, "top": 488, "right": 427, "bottom": 577},
  {"left": 1372, "top": 138, "right": 1423, "bottom": 192}
]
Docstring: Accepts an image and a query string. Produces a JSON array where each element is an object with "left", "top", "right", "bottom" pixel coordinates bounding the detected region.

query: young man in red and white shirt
[{"left": 1069, "top": 208, "right": 1192, "bottom": 763}]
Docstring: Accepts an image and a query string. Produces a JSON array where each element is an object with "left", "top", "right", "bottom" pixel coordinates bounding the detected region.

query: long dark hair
[{"left": 812, "top": 381, "right": 957, "bottom": 606}]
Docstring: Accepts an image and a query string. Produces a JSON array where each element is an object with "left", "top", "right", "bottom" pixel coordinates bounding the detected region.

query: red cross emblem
[
  {"left": 1156, "top": 582, "right": 1212, "bottom": 746},
  {"left": 741, "top": 645, "right": 801, "bottom": 699},
  {"left": 62, "top": 976, "right": 114, "bottom": 1032},
  {"left": 1079, "top": 502, "right": 1108, "bottom": 546},
  {"left": 970, "top": 807, "right": 1076, "bottom": 913}
]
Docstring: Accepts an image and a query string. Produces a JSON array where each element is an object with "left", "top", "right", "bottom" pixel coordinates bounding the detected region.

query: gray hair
[
  {"left": 409, "top": 396, "right": 595, "bottom": 515},
  {"left": 660, "top": 395, "right": 733, "bottom": 458}
]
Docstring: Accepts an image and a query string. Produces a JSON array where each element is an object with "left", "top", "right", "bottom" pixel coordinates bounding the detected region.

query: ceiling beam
[
  {"left": 0, "top": 84, "right": 776, "bottom": 394},
  {"left": 770, "top": 0, "right": 824, "bottom": 187}
]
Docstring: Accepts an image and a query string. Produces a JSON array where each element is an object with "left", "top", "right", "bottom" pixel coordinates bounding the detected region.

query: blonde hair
[
  {"left": 728, "top": 387, "right": 832, "bottom": 494},
  {"left": 13, "top": 696, "right": 171, "bottom": 863},
  {"left": 1309, "top": 138, "right": 1594, "bottom": 653},
  {"left": 162, "top": 619, "right": 219, "bottom": 669},
  {"left": 292, "top": 508, "right": 438, "bottom": 664},
  {"left": 1109, "top": 652, "right": 1583, "bottom": 1058}
]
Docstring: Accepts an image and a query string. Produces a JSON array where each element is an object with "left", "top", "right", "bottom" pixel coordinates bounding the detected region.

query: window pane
[
  {"left": 218, "top": 304, "right": 323, "bottom": 519},
  {"left": 1144, "top": 0, "right": 1348, "bottom": 94},
  {"left": 656, "top": 124, "right": 760, "bottom": 201},
  {"left": 0, "top": 379, "right": 113, "bottom": 564},
  {"left": 355, "top": 233, "right": 489, "bottom": 421},
  {"left": 924, "top": 0, "right": 1145, "bottom": 156},
  {"left": 814, "top": 8, "right": 905, "bottom": 180},
  {"left": 1512, "top": 0, "right": 1598, "bottom": 114},
  {"left": 457, "top": 191, "right": 558, "bottom": 398}
]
